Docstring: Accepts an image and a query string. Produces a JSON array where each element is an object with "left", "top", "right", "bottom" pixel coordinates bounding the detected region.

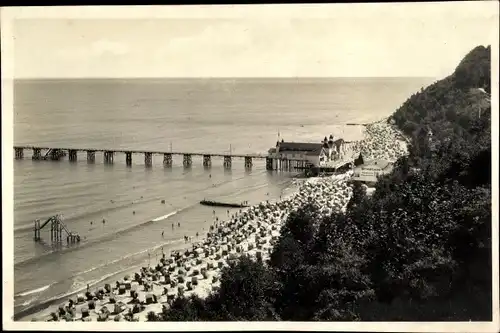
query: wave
[
  {"left": 14, "top": 206, "right": 191, "bottom": 268},
  {"left": 15, "top": 283, "right": 54, "bottom": 297},
  {"left": 151, "top": 211, "right": 178, "bottom": 222}
]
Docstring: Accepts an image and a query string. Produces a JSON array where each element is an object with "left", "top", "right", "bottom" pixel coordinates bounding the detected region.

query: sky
[{"left": 5, "top": 2, "right": 499, "bottom": 79}]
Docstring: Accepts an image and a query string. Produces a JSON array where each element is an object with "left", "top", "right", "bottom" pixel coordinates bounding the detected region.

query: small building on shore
[{"left": 351, "top": 159, "right": 394, "bottom": 186}]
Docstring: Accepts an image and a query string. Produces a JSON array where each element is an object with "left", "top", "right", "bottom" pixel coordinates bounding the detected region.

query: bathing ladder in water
[{"left": 33, "top": 215, "right": 80, "bottom": 244}]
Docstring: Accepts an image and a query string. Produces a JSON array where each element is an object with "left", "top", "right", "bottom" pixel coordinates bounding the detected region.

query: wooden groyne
[
  {"left": 13, "top": 146, "right": 308, "bottom": 171},
  {"left": 199, "top": 200, "right": 249, "bottom": 208}
]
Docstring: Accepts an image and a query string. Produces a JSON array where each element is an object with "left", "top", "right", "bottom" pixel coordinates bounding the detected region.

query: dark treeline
[{"left": 150, "top": 45, "right": 492, "bottom": 321}]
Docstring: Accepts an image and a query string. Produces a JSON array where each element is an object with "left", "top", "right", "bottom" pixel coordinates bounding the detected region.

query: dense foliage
[{"left": 157, "top": 45, "right": 492, "bottom": 321}]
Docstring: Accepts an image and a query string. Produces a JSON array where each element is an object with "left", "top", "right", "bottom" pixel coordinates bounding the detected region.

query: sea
[{"left": 12, "top": 77, "right": 434, "bottom": 320}]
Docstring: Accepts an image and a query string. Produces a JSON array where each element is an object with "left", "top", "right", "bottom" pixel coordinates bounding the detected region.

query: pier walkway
[{"left": 13, "top": 146, "right": 311, "bottom": 171}]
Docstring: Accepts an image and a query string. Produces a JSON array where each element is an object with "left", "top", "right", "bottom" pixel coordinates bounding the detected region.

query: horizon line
[{"left": 13, "top": 76, "right": 438, "bottom": 80}]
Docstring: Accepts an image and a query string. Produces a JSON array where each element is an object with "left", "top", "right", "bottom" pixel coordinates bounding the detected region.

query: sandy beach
[{"left": 26, "top": 119, "right": 407, "bottom": 322}]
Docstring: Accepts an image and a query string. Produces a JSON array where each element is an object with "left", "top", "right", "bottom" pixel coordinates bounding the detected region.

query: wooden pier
[{"left": 13, "top": 146, "right": 309, "bottom": 171}]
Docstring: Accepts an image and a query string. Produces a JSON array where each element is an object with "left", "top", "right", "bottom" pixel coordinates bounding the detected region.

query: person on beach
[
  {"left": 102, "top": 219, "right": 106, "bottom": 225},
  {"left": 162, "top": 231, "right": 164, "bottom": 238},
  {"left": 90, "top": 221, "right": 93, "bottom": 225},
  {"left": 178, "top": 222, "right": 180, "bottom": 227},
  {"left": 196, "top": 232, "right": 199, "bottom": 237}
]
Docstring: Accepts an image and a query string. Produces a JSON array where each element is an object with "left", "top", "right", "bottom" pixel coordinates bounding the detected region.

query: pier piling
[
  {"left": 34, "top": 219, "right": 41, "bottom": 241},
  {"left": 183, "top": 154, "right": 192, "bottom": 168},
  {"left": 203, "top": 155, "right": 212, "bottom": 168},
  {"left": 266, "top": 157, "right": 273, "bottom": 171},
  {"left": 244, "top": 156, "right": 253, "bottom": 169},
  {"left": 163, "top": 153, "right": 172, "bottom": 167},
  {"left": 15, "top": 148, "right": 24, "bottom": 159},
  {"left": 223, "top": 156, "right": 232, "bottom": 169},
  {"left": 104, "top": 151, "right": 114, "bottom": 164},
  {"left": 144, "top": 152, "right": 153, "bottom": 167},
  {"left": 126, "top": 152, "right": 133, "bottom": 166},
  {"left": 69, "top": 149, "right": 77, "bottom": 162},
  {"left": 50, "top": 149, "right": 62, "bottom": 161},
  {"left": 32, "top": 148, "right": 42, "bottom": 160},
  {"left": 87, "top": 150, "right": 96, "bottom": 163}
]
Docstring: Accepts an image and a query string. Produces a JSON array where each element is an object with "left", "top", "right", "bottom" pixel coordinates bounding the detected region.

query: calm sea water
[{"left": 12, "top": 77, "right": 433, "bottom": 319}]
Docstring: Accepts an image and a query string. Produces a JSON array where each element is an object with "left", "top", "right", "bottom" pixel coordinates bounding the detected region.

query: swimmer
[
  {"left": 196, "top": 232, "right": 199, "bottom": 237},
  {"left": 209, "top": 174, "right": 211, "bottom": 178},
  {"left": 172, "top": 223, "right": 174, "bottom": 229},
  {"left": 178, "top": 222, "right": 180, "bottom": 227},
  {"left": 90, "top": 221, "right": 93, "bottom": 225},
  {"left": 162, "top": 231, "right": 164, "bottom": 237},
  {"left": 102, "top": 219, "right": 106, "bottom": 224}
]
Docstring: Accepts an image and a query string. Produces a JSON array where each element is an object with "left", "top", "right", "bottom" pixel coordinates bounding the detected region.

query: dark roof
[
  {"left": 278, "top": 142, "right": 323, "bottom": 152},
  {"left": 333, "top": 138, "right": 344, "bottom": 151},
  {"left": 306, "top": 148, "right": 325, "bottom": 156}
]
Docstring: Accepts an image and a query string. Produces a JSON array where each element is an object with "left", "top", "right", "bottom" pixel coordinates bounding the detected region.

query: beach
[{"left": 24, "top": 119, "right": 409, "bottom": 322}]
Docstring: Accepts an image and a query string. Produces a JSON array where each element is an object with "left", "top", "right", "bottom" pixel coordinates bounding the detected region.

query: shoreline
[
  {"left": 15, "top": 180, "right": 299, "bottom": 321},
  {"left": 18, "top": 117, "right": 409, "bottom": 322},
  {"left": 24, "top": 171, "right": 355, "bottom": 322}
]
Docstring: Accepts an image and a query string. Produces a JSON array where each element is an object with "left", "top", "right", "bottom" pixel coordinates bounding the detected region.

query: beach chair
[
  {"left": 177, "top": 285, "right": 185, "bottom": 296},
  {"left": 58, "top": 305, "right": 66, "bottom": 317},
  {"left": 118, "top": 284, "right": 126, "bottom": 295},
  {"left": 97, "top": 306, "right": 110, "bottom": 321},
  {"left": 76, "top": 294, "right": 86, "bottom": 304},
  {"left": 113, "top": 302, "right": 126, "bottom": 315},
  {"left": 145, "top": 293, "right": 156, "bottom": 305},
  {"left": 49, "top": 312, "right": 59, "bottom": 322},
  {"left": 81, "top": 306, "right": 90, "bottom": 319},
  {"left": 191, "top": 276, "right": 199, "bottom": 286}
]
